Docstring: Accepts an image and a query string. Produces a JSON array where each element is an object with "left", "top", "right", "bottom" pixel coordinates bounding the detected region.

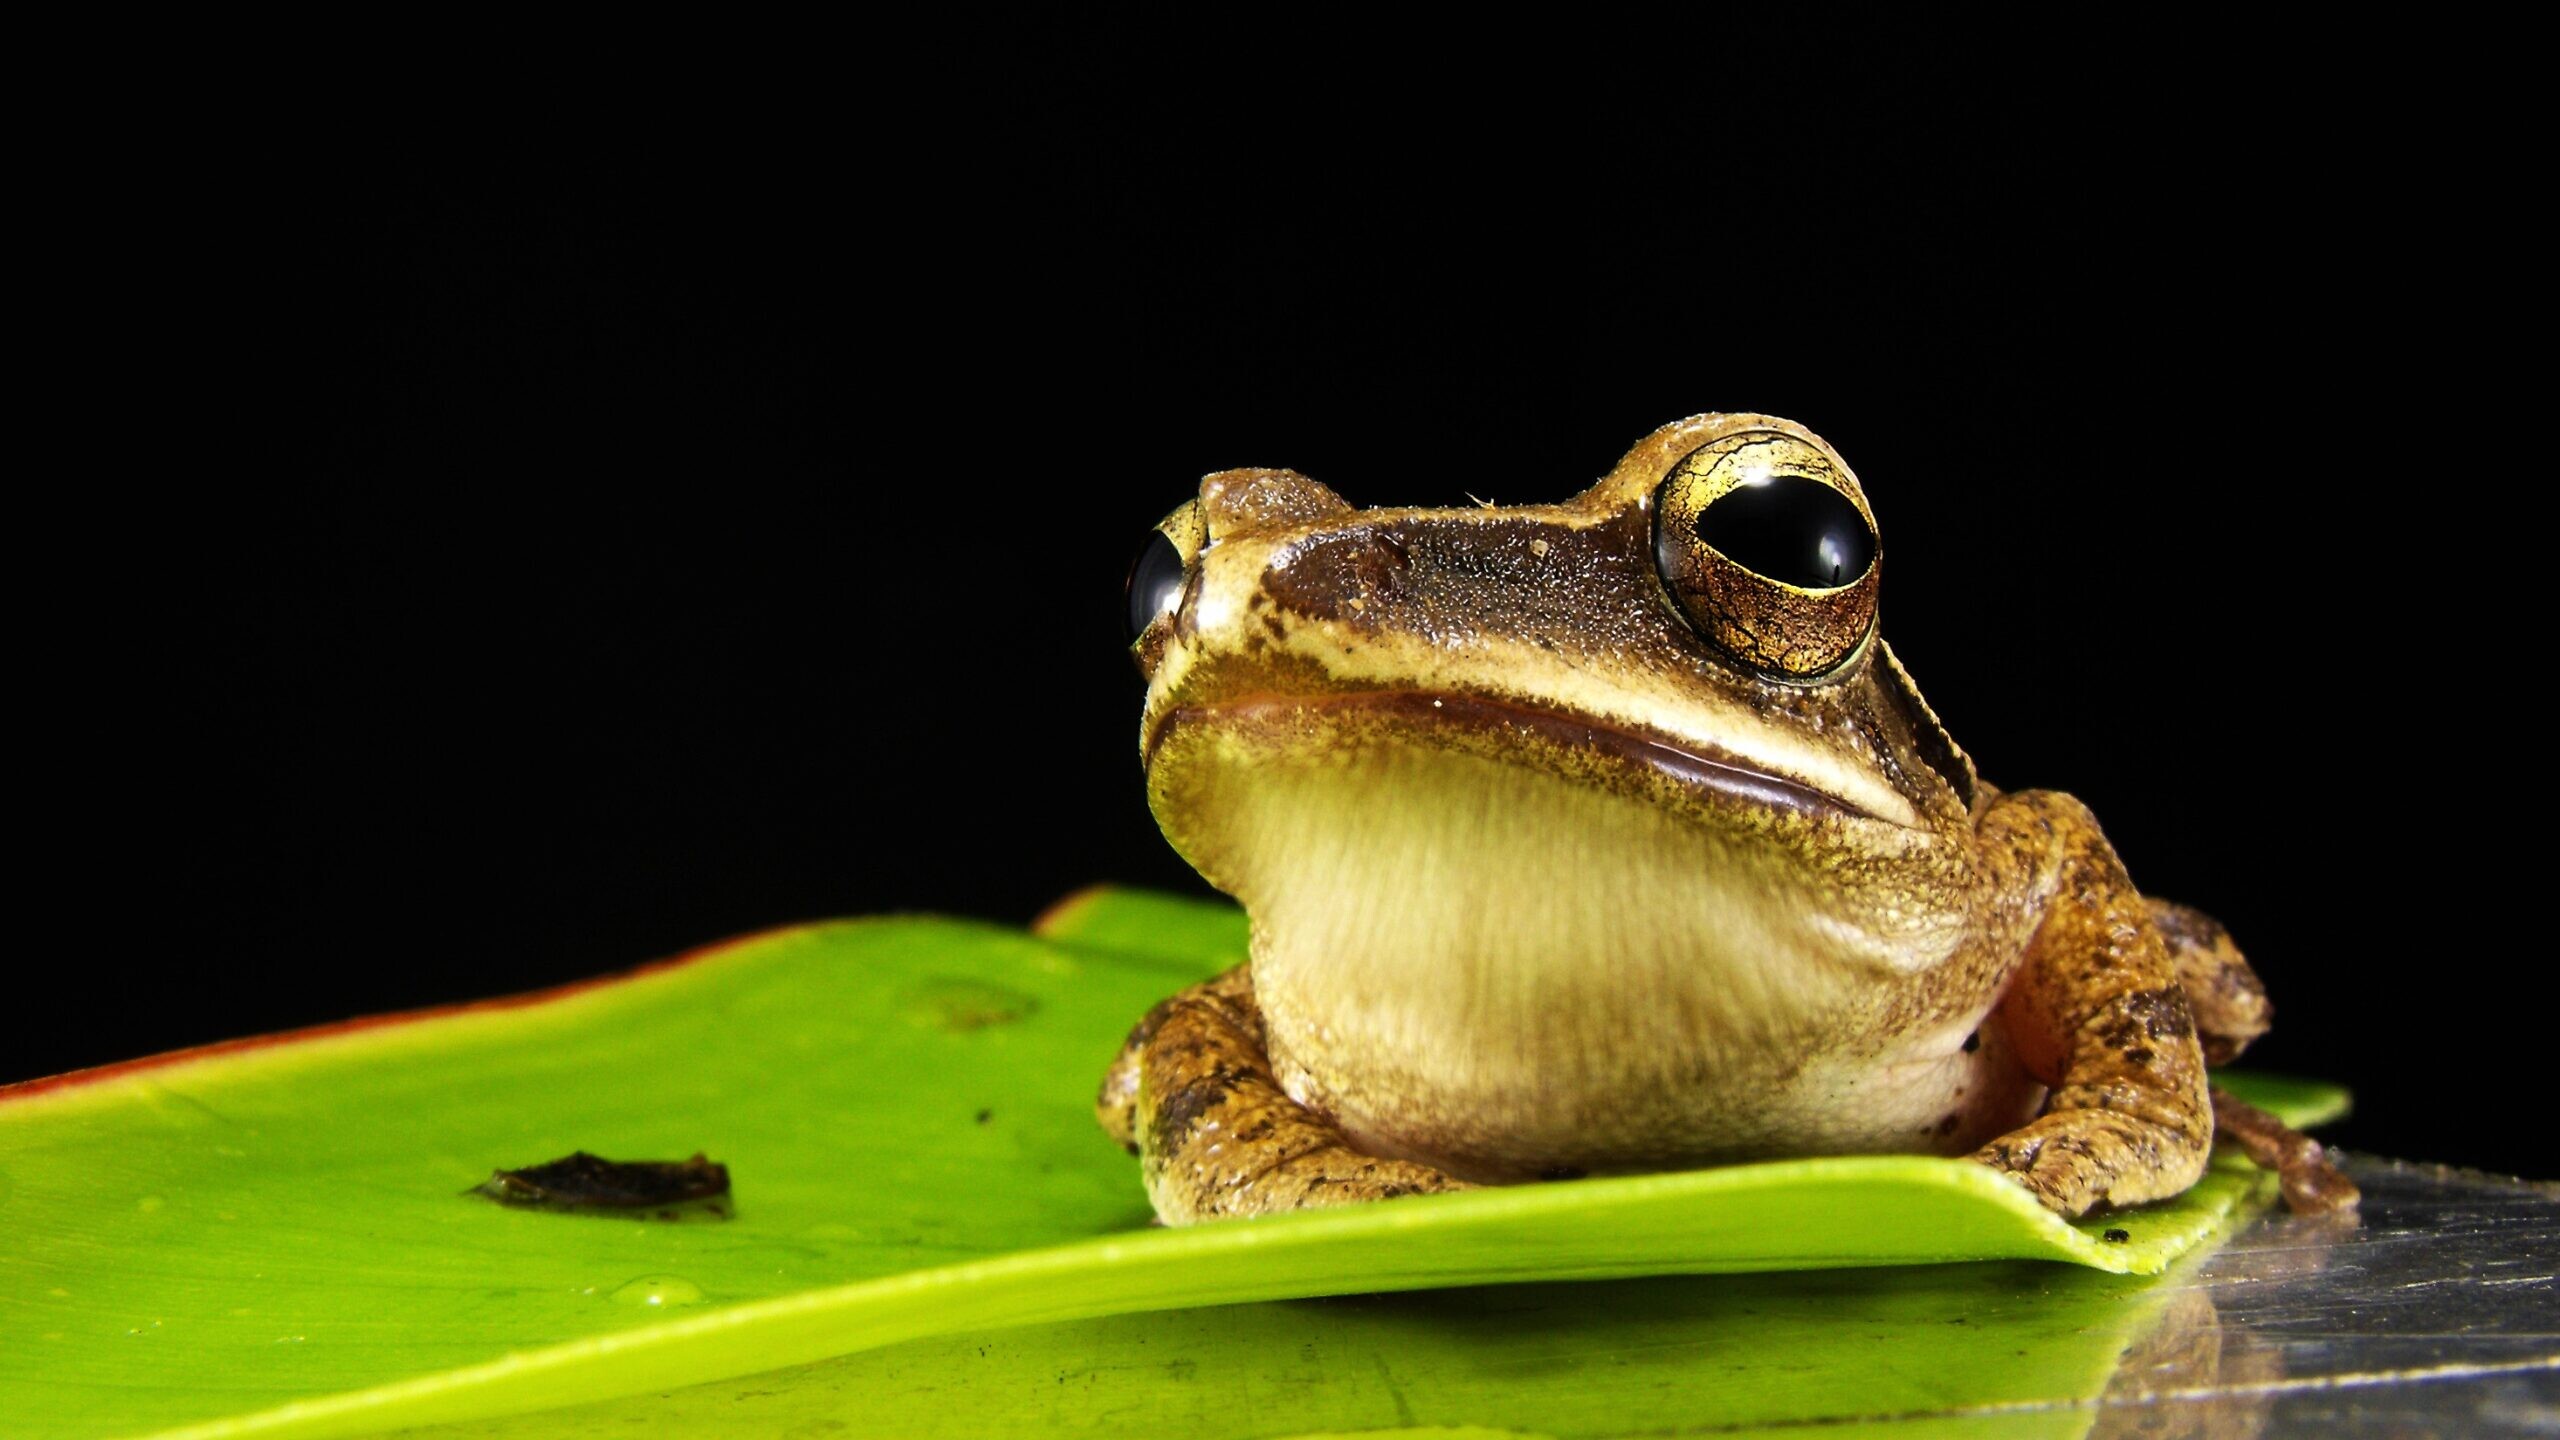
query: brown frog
[{"left": 1099, "top": 413, "right": 2352, "bottom": 1225}]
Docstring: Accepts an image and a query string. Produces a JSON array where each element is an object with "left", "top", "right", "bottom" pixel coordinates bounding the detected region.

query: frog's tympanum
[{"left": 1100, "top": 414, "right": 2353, "bottom": 1225}]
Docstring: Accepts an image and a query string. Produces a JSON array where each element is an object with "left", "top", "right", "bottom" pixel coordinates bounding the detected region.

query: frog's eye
[
  {"left": 1123, "top": 500, "right": 1208, "bottom": 651},
  {"left": 1124, "top": 531, "right": 1188, "bottom": 643},
  {"left": 1651, "top": 433, "right": 1880, "bottom": 681}
]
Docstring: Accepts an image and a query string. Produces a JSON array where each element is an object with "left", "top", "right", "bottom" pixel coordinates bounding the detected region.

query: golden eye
[{"left": 1651, "top": 433, "right": 1879, "bottom": 680}]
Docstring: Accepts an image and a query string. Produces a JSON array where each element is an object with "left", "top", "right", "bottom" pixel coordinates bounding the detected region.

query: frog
[{"left": 1098, "top": 413, "right": 2354, "bottom": 1226}]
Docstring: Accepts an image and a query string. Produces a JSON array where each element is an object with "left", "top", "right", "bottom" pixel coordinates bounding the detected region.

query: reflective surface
[
  {"left": 2087, "top": 1155, "right": 2558, "bottom": 1437},
  {"left": 376, "top": 1154, "right": 2557, "bottom": 1438}
]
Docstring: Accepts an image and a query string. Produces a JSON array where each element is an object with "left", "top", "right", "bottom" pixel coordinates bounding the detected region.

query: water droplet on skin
[{"left": 609, "top": 1275, "right": 705, "bottom": 1308}]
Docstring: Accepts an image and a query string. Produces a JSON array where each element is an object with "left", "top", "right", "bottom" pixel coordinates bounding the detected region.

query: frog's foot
[
  {"left": 1973, "top": 792, "right": 2218, "bottom": 1218},
  {"left": 2211, "top": 1086, "right": 2359, "bottom": 1214},
  {"left": 1095, "top": 964, "right": 1474, "bottom": 1226},
  {"left": 2142, "top": 903, "right": 2353, "bottom": 1212},
  {"left": 1973, "top": 1099, "right": 2213, "bottom": 1218},
  {"left": 2146, "top": 898, "right": 2271, "bottom": 1065}
]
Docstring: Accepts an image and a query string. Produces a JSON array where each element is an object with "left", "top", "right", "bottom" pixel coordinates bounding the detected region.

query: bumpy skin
[
  {"left": 1100, "top": 801, "right": 2346, "bottom": 1222},
  {"left": 1104, "top": 414, "right": 2353, "bottom": 1224},
  {"left": 1095, "top": 968, "right": 1472, "bottom": 1223},
  {"left": 1965, "top": 789, "right": 2216, "bottom": 1214}
]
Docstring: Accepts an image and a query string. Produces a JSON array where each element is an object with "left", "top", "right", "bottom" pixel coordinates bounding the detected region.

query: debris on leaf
[{"left": 471, "top": 1151, "right": 733, "bottom": 1219}]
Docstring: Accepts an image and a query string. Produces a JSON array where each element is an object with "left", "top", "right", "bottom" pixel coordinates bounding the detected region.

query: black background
[{"left": 39, "top": 35, "right": 2541, "bottom": 1179}]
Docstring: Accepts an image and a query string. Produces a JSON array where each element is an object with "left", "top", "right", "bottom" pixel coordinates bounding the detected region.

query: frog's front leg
[
  {"left": 1096, "top": 965, "right": 1474, "bottom": 1225},
  {"left": 1971, "top": 791, "right": 2218, "bottom": 1216}
]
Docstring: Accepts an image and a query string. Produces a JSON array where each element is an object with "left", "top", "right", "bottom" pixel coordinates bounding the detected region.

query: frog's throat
[
  {"left": 1144, "top": 688, "right": 1998, "bottom": 1178},
  {"left": 1147, "top": 689, "right": 1899, "bottom": 828}
]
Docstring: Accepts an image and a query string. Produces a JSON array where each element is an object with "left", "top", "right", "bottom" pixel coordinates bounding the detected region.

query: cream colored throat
[{"left": 1190, "top": 735, "right": 1907, "bottom": 1169}]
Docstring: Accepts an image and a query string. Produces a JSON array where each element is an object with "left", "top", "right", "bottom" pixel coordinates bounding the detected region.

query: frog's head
[{"left": 1121, "top": 414, "right": 1980, "bottom": 948}]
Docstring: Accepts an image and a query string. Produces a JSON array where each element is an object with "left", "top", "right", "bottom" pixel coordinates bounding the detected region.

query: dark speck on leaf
[
  {"left": 471, "top": 1151, "right": 733, "bottom": 1220},
  {"left": 2103, "top": 1228, "right": 2130, "bottom": 1243},
  {"left": 976, "top": 1108, "right": 994, "bottom": 1125}
]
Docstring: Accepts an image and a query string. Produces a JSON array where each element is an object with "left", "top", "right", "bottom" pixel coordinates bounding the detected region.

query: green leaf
[
  {"left": 2210, "top": 1068, "right": 2351, "bottom": 1129},
  {"left": 382, "top": 1252, "right": 2191, "bottom": 1440},
  {"left": 0, "top": 889, "right": 2347, "bottom": 1439}
]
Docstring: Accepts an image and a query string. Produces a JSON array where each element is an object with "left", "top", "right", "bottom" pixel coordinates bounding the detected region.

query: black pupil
[
  {"left": 1694, "top": 476, "right": 1876, "bottom": 588},
  {"left": 1123, "top": 530, "right": 1187, "bottom": 642}
]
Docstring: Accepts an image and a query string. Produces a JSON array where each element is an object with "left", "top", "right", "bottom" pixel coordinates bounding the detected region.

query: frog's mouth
[{"left": 1147, "top": 689, "right": 1898, "bottom": 828}]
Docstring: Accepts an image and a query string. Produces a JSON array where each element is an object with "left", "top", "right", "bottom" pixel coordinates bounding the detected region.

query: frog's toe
[
  {"left": 1973, "top": 1127, "right": 2105, "bottom": 1217},
  {"left": 1156, "top": 1142, "right": 1473, "bottom": 1224},
  {"left": 1971, "top": 1108, "right": 2208, "bottom": 1218},
  {"left": 2211, "top": 1087, "right": 2359, "bottom": 1215}
]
